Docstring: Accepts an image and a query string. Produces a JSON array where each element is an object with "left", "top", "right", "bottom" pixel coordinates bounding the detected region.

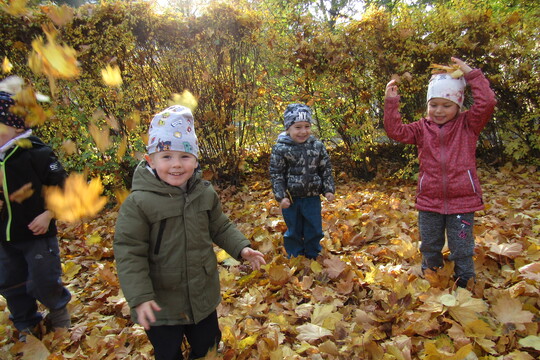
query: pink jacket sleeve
[
  {"left": 383, "top": 96, "right": 421, "bottom": 145},
  {"left": 462, "top": 69, "right": 497, "bottom": 135}
]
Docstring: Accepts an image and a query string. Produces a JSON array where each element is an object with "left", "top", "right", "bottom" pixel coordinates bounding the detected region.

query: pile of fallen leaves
[{"left": 0, "top": 163, "right": 539, "bottom": 359}]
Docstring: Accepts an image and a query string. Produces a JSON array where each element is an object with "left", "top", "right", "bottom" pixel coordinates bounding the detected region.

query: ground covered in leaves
[{"left": 1, "top": 163, "right": 539, "bottom": 359}]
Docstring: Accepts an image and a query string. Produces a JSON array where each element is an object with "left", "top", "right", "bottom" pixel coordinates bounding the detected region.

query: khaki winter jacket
[{"left": 114, "top": 162, "right": 250, "bottom": 325}]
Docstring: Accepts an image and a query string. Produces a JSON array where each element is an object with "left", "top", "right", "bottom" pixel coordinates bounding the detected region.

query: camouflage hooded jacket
[{"left": 269, "top": 134, "right": 335, "bottom": 202}]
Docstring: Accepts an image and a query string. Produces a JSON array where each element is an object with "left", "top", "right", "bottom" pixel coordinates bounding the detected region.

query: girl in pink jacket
[{"left": 384, "top": 57, "right": 497, "bottom": 288}]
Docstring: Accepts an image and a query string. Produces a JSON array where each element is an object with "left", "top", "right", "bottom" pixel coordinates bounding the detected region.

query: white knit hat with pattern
[
  {"left": 147, "top": 105, "right": 199, "bottom": 158},
  {"left": 427, "top": 73, "right": 466, "bottom": 107}
]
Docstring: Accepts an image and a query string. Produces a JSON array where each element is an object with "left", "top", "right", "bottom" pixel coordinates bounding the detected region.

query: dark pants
[
  {"left": 418, "top": 211, "right": 476, "bottom": 286},
  {"left": 281, "top": 196, "right": 324, "bottom": 259},
  {"left": 146, "top": 311, "right": 221, "bottom": 360},
  {"left": 0, "top": 237, "right": 71, "bottom": 331}
]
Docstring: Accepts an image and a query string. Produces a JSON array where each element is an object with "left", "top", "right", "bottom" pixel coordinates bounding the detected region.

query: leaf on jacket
[{"left": 9, "top": 182, "right": 33, "bottom": 203}]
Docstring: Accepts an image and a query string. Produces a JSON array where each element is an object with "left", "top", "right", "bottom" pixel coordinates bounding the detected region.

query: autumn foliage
[{"left": 1, "top": 164, "right": 539, "bottom": 359}]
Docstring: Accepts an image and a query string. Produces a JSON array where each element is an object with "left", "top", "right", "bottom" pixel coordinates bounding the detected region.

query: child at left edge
[
  {"left": 114, "top": 105, "right": 266, "bottom": 360},
  {"left": 0, "top": 77, "right": 72, "bottom": 342}
]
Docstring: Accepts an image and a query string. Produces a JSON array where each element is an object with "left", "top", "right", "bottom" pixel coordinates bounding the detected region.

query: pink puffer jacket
[{"left": 384, "top": 69, "right": 497, "bottom": 214}]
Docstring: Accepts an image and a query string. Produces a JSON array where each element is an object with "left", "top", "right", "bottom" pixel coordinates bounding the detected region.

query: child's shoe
[
  {"left": 47, "top": 306, "right": 71, "bottom": 330},
  {"left": 18, "top": 325, "right": 40, "bottom": 342}
]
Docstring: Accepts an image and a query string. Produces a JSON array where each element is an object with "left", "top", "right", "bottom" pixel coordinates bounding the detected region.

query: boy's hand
[
  {"left": 385, "top": 80, "right": 399, "bottom": 98},
  {"left": 240, "top": 247, "right": 266, "bottom": 270},
  {"left": 324, "top": 192, "right": 335, "bottom": 201},
  {"left": 280, "top": 198, "right": 291, "bottom": 209},
  {"left": 135, "top": 300, "right": 162, "bottom": 330},
  {"left": 451, "top": 57, "right": 473, "bottom": 75},
  {"left": 28, "top": 210, "right": 53, "bottom": 235}
]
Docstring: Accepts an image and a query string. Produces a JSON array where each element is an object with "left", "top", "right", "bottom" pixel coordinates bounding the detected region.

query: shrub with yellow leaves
[{"left": 45, "top": 173, "right": 107, "bottom": 222}]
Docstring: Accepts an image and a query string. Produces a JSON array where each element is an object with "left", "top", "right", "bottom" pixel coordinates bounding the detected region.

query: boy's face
[
  {"left": 287, "top": 121, "right": 312, "bottom": 144},
  {"left": 427, "top": 98, "right": 460, "bottom": 125},
  {"left": 0, "top": 123, "right": 23, "bottom": 147},
  {"left": 145, "top": 150, "right": 198, "bottom": 187}
]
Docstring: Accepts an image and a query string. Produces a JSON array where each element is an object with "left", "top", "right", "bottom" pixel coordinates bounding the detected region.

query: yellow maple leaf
[
  {"left": 101, "top": 65, "right": 123, "bottom": 87},
  {"left": 45, "top": 173, "right": 107, "bottom": 222},
  {"left": 2, "top": 57, "right": 12, "bottom": 73},
  {"left": 492, "top": 294, "right": 534, "bottom": 326},
  {"left": 1, "top": 0, "right": 29, "bottom": 16},
  {"left": 447, "top": 288, "right": 488, "bottom": 326},
  {"left": 429, "top": 63, "right": 464, "bottom": 78},
  {"left": 169, "top": 90, "right": 198, "bottom": 110},
  {"left": 238, "top": 334, "right": 258, "bottom": 350},
  {"left": 62, "top": 261, "right": 82, "bottom": 280},
  {"left": 28, "top": 25, "right": 80, "bottom": 84}
]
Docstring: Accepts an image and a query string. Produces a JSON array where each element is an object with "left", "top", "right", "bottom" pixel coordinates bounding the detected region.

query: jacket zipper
[
  {"left": 439, "top": 128, "right": 449, "bottom": 214},
  {"left": 467, "top": 170, "right": 477, "bottom": 193},
  {"left": 154, "top": 219, "right": 167, "bottom": 255},
  {"left": 1, "top": 146, "right": 19, "bottom": 242}
]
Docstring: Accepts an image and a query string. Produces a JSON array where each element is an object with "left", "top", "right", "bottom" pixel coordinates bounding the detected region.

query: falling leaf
[
  {"left": 296, "top": 323, "right": 332, "bottom": 344},
  {"left": 114, "top": 188, "right": 130, "bottom": 206},
  {"left": 44, "top": 173, "right": 107, "bottom": 222},
  {"left": 0, "top": 0, "right": 29, "bottom": 16},
  {"left": 61, "top": 139, "right": 77, "bottom": 155},
  {"left": 11, "top": 85, "right": 50, "bottom": 127},
  {"left": 101, "top": 65, "right": 123, "bottom": 87},
  {"left": 169, "top": 90, "right": 198, "bottom": 110},
  {"left": 28, "top": 24, "right": 80, "bottom": 93},
  {"left": 88, "top": 122, "right": 111, "bottom": 153},
  {"left": 41, "top": 4, "right": 74, "bottom": 27},
  {"left": 9, "top": 183, "right": 33, "bottom": 203},
  {"left": 2, "top": 57, "right": 12, "bottom": 73}
]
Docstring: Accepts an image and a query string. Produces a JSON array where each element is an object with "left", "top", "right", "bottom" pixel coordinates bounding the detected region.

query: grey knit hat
[
  {"left": 147, "top": 105, "right": 199, "bottom": 158},
  {"left": 283, "top": 103, "right": 312, "bottom": 129}
]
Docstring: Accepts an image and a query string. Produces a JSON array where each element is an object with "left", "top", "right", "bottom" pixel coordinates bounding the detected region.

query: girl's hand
[
  {"left": 135, "top": 301, "right": 162, "bottom": 330},
  {"left": 451, "top": 57, "right": 473, "bottom": 75},
  {"left": 28, "top": 210, "right": 53, "bottom": 235},
  {"left": 240, "top": 247, "right": 266, "bottom": 270},
  {"left": 385, "top": 80, "right": 399, "bottom": 98},
  {"left": 324, "top": 192, "right": 335, "bottom": 201},
  {"left": 280, "top": 198, "right": 291, "bottom": 209}
]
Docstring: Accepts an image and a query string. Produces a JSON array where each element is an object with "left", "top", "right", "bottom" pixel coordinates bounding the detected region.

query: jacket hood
[{"left": 131, "top": 161, "right": 201, "bottom": 194}]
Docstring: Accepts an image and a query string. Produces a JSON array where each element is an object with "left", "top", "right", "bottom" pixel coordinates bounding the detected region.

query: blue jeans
[
  {"left": 0, "top": 237, "right": 71, "bottom": 331},
  {"left": 281, "top": 196, "right": 324, "bottom": 259}
]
